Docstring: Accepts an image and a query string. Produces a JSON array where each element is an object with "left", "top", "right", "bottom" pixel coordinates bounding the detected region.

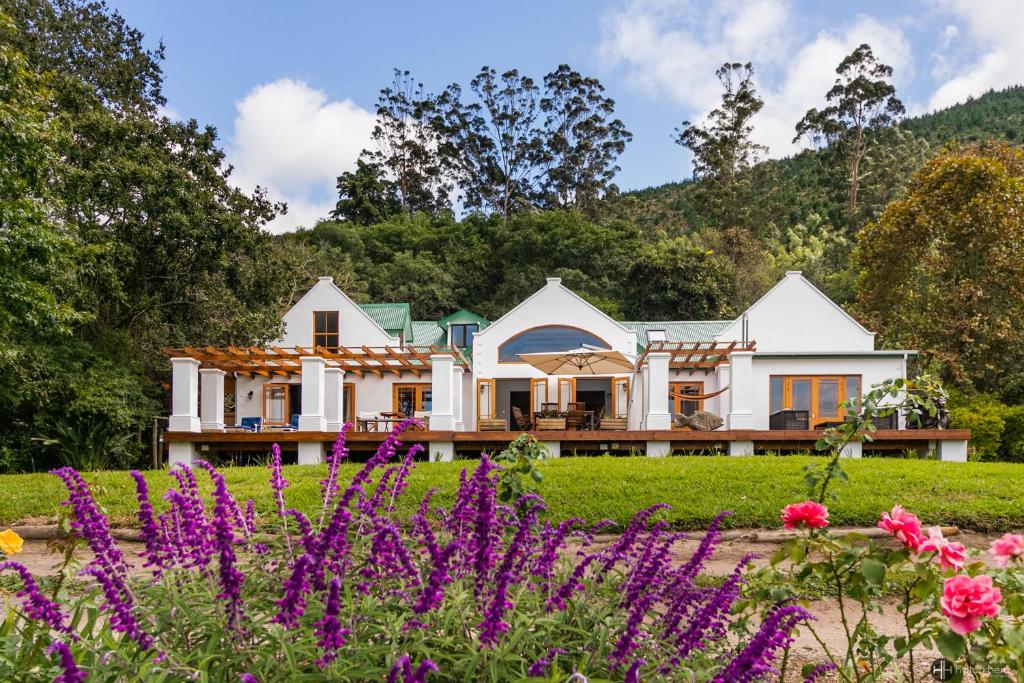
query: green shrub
[
  {"left": 950, "top": 405, "right": 1005, "bottom": 460},
  {"left": 1000, "top": 405, "right": 1024, "bottom": 461}
]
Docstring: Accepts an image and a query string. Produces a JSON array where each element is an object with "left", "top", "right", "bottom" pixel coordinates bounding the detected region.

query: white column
[
  {"left": 728, "top": 440, "right": 755, "bottom": 456},
  {"left": 646, "top": 440, "right": 671, "bottom": 457},
  {"left": 432, "top": 441, "right": 455, "bottom": 462},
  {"left": 430, "top": 354, "right": 456, "bottom": 430},
  {"left": 541, "top": 441, "right": 561, "bottom": 458},
  {"left": 324, "top": 368, "right": 344, "bottom": 432},
  {"left": 715, "top": 363, "right": 731, "bottom": 418},
  {"left": 727, "top": 351, "right": 754, "bottom": 429},
  {"left": 169, "top": 358, "right": 201, "bottom": 432},
  {"left": 168, "top": 442, "right": 198, "bottom": 467},
  {"left": 937, "top": 440, "right": 968, "bottom": 462},
  {"left": 299, "top": 356, "right": 327, "bottom": 431},
  {"left": 840, "top": 441, "right": 863, "bottom": 458},
  {"left": 199, "top": 369, "right": 226, "bottom": 431},
  {"left": 298, "top": 442, "right": 324, "bottom": 466},
  {"left": 645, "top": 352, "right": 672, "bottom": 430},
  {"left": 452, "top": 365, "right": 465, "bottom": 431}
]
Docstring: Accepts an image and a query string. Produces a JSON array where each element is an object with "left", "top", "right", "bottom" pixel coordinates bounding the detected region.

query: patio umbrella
[{"left": 516, "top": 345, "right": 636, "bottom": 375}]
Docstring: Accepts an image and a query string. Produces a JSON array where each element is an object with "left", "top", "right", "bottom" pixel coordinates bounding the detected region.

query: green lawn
[{"left": 2, "top": 456, "right": 1023, "bottom": 531}]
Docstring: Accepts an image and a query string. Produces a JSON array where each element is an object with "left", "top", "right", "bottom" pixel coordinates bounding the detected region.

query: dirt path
[{"left": 4, "top": 529, "right": 1014, "bottom": 680}]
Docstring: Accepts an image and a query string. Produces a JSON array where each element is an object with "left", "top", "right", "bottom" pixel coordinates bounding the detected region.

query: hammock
[{"left": 669, "top": 385, "right": 730, "bottom": 402}]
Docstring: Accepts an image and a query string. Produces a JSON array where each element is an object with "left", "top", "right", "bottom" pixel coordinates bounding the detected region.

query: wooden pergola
[
  {"left": 161, "top": 345, "right": 470, "bottom": 379},
  {"left": 637, "top": 340, "right": 757, "bottom": 371}
]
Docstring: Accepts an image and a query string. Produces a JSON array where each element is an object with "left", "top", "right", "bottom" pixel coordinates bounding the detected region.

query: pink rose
[
  {"left": 878, "top": 505, "right": 926, "bottom": 551},
  {"left": 781, "top": 501, "right": 829, "bottom": 530},
  {"left": 990, "top": 533, "right": 1024, "bottom": 568},
  {"left": 918, "top": 527, "right": 967, "bottom": 571},
  {"left": 941, "top": 574, "right": 1001, "bottom": 635}
]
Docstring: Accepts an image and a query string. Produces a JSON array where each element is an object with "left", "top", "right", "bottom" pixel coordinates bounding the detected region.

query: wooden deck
[{"left": 164, "top": 428, "right": 970, "bottom": 453}]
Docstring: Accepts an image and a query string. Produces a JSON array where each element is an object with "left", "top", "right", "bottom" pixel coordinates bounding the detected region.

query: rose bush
[{"left": 0, "top": 421, "right": 809, "bottom": 681}]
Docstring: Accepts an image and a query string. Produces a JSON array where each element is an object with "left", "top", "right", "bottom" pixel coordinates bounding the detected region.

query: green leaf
[
  {"left": 935, "top": 630, "right": 966, "bottom": 660},
  {"left": 861, "top": 558, "right": 886, "bottom": 585}
]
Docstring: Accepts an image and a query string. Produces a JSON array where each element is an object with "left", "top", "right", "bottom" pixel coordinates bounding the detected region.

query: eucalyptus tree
[
  {"left": 794, "top": 43, "right": 905, "bottom": 218},
  {"left": 538, "top": 64, "right": 632, "bottom": 211}
]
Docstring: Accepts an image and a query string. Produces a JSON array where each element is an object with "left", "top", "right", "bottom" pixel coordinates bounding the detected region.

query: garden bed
[{"left": 3, "top": 455, "right": 1024, "bottom": 531}]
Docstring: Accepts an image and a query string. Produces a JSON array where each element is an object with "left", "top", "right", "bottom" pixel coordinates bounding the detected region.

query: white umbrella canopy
[{"left": 516, "top": 345, "right": 636, "bottom": 375}]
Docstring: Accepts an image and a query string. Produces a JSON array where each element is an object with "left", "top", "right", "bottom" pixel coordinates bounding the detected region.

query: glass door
[
  {"left": 530, "top": 378, "right": 548, "bottom": 413},
  {"left": 394, "top": 384, "right": 431, "bottom": 416},
  {"left": 814, "top": 377, "right": 842, "bottom": 425},
  {"left": 612, "top": 377, "right": 630, "bottom": 418},
  {"left": 263, "top": 384, "right": 289, "bottom": 425}
]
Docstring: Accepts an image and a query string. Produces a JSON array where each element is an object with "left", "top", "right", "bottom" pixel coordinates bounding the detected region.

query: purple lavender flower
[
  {"left": 0, "top": 561, "right": 68, "bottom": 632},
  {"left": 527, "top": 647, "right": 567, "bottom": 677},
  {"left": 315, "top": 577, "right": 349, "bottom": 667},
  {"left": 671, "top": 554, "right": 755, "bottom": 661},
  {"left": 412, "top": 539, "right": 460, "bottom": 614},
  {"left": 625, "top": 658, "right": 646, "bottom": 683},
  {"left": 803, "top": 663, "right": 837, "bottom": 682},
  {"left": 595, "top": 503, "right": 670, "bottom": 575},
  {"left": 388, "top": 656, "right": 438, "bottom": 683},
  {"left": 80, "top": 565, "right": 152, "bottom": 648},
  {"left": 411, "top": 488, "right": 440, "bottom": 561},
  {"left": 273, "top": 553, "right": 312, "bottom": 628},
  {"left": 531, "top": 517, "right": 583, "bottom": 591},
  {"left": 319, "top": 423, "right": 352, "bottom": 525},
  {"left": 51, "top": 467, "right": 129, "bottom": 577},
  {"left": 713, "top": 604, "right": 811, "bottom": 683},
  {"left": 361, "top": 518, "right": 421, "bottom": 588},
  {"left": 240, "top": 675, "right": 258, "bottom": 683},
  {"left": 47, "top": 641, "right": 87, "bottom": 683},
  {"left": 198, "top": 462, "right": 246, "bottom": 632},
  {"left": 675, "top": 510, "right": 730, "bottom": 584},
  {"left": 130, "top": 471, "right": 166, "bottom": 575}
]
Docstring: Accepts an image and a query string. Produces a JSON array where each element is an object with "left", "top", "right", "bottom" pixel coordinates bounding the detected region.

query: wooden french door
[
  {"left": 772, "top": 376, "right": 860, "bottom": 428},
  {"left": 670, "top": 382, "right": 704, "bottom": 421},
  {"left": 611, "top": 377, "right": 630, "bottom": 418},
  {"left": 393, "top": 384, "right": 432, "bottom": 416},
  {"left": 476, "top": 379, "right": 496, "bottom": 420},
  {"left": 263, "top": 384, "right": 290, "bottom": 425},
  {"left": 557, "top": 378, "right": 575, "bottom": 411},
  {"left": 530, "top": 378, "right": 548, "bottom": 412}
]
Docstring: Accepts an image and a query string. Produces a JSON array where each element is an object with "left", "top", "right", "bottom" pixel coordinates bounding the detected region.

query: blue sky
[{"left": 109, "top": 0, "right": 1023, "bottom": 231}]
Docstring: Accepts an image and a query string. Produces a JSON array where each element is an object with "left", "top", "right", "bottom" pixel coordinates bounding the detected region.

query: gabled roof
[
  {"left": 620, "top": 321, "right": 733, "bottom": 348},
  {"left": 737, "top": 271, "right": 874, "bottom": 336},
  {"left": 437, "top": 308, "right": 490, "bottom": 329},
  {"left": 358, "top": 303, "right": 412, "bottom": 338}
]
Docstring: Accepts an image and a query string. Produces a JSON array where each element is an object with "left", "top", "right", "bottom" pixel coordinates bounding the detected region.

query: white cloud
[
  {"left": 599, "top": 0, "right": 912, "bottom": 160},
  {"left": 927, "top": 0, "right": 1024, "bottom": 111},
  {"left": 229, "top": 78, "right": 375, "bottom": 233}
]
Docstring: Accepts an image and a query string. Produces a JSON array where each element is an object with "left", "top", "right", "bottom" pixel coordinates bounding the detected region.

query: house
[{"left": 163, "top": 271, "right": 970, "bottom": 465}]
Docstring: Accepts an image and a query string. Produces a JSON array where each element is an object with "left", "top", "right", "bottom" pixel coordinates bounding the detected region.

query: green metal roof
[
  {"left": 436, "top": 308, "right": 490, "bottom": 329},
  {"left": 410, "top": 321, "right": 447, "bottom": 346},
  {"left": 619, "top": 320, "right": 733, "bottom": 350},
  {"left": 358, "top": 303, "right": 411, "bottom": 337}
]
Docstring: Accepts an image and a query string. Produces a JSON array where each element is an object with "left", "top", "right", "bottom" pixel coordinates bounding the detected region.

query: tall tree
[
  {"left": 794, "top": 43, "right": 905, "bottom": 219},
  {"left": 621, "top": 240, "right": 734, "bottom": 320},
  {"left": 331, "top": 158, "right": 401, "bottom": 225},
  {"left": 362, "top": 69, "right": 451, "bottom": 215},
  {"left": 676, "top": 62, "right": 766, "bottom": 183},
  {"left": 675, "top": 62, "right": 766, "bottom": 229},
  {"left": 538, "top": 64, "right": 632, "bottom": 211},
  {"left": 433, "top": 67, "right": 544, "bottom": 221},
  {"left": 856, "top": 143, "right": 1024, "bottom": 392}
]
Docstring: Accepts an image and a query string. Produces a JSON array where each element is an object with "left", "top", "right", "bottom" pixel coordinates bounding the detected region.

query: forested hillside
[{"left": 3, "top": 0, "right": 1023, "bottom": 471}]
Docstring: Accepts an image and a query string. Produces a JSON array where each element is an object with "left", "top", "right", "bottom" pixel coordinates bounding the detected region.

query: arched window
[{"left": 498, "top": 326, "right": 609, "bottom": 362}]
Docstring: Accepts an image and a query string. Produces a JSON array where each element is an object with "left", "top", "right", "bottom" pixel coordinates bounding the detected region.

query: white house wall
[
  {"left": 278, "top": 276, "right": 398, "bottom": 348},
  {"left": 718, "top": 272, "right": 875, "bottom": 352},
  {"left": 748, "top": 355, "right": 907, "bottom": 429}
]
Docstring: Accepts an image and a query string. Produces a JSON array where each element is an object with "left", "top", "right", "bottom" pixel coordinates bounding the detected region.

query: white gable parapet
[
  {"left": 279, "top": 276, "right": 399, "bottom": 348},
  {"left": 718, "top": 271, "right": 875, "bottom": 352},
  {"left": 474, "top": 277, "right": 637, "bottom": 380}
]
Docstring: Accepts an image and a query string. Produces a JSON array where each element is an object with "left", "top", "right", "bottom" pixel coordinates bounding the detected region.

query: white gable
[
  {"left": 474, "top": 277, "right": 637, "bottom": 378},
  {"left": 277, "top": 277, "right": 398, "bottom": 347},
  {"left": 718, "top": 271, "right": 875, "bottom": 352}
]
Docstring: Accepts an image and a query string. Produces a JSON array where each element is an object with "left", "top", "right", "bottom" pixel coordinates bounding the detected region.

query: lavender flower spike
[
  {"left": 130, "top": 470, "right": 166, "bottom": 575},
  {"left": 198, "top": 462, "right": 246, "bottom": 632},
  {"left": 0, "top": 561, "right": 68, "bottom": 632},
  {"left": 47, "top": 641, "right": 87, "bottom": 683},
  {"left": 388, "top": 655, "right": 439, "bottom": 683},
  {"left": 315, "top": 577, "right": 349, "bottom": 667}
]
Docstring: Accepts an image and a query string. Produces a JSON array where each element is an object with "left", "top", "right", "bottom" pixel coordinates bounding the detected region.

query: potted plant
[{"left": 535, "top": 408, "right": 565, "bottom": 431}]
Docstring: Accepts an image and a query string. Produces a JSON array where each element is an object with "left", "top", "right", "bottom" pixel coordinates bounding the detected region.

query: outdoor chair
[
  {"left": 565, "top": 409, "right": 587, "bottom": 430},
  {"left": 512, "top": 406, "right": 534, "bottom": 431},
  {"left": 239, "top": 417, "right": 262, "bottom": 432},
  {"left": 568, "top": 401, "right": 586, "bottom": 412},
  {"left": 768, "top": 409, "right": 810, "bottom": 430}
]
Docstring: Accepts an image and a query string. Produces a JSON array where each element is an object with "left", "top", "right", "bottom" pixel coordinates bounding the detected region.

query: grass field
[{"left": 2, "top": 456, "right": 1023, "bottom": 531}]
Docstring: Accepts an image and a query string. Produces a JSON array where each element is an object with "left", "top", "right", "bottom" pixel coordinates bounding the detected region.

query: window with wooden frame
[
  {"left": 476, "top": 379, "right": 496, "bottom": 420},
  {"left": 450, "top": 323, "right": 479, "bottom": 348},
  {"left": 530, "top": 378, "right": 548, "bottom": 413},
  {"left": 611, "top": 377, "right": 630, "bottom": 418},
  {"left": 343, "top": 384, "right": 355, "bottom": 425},
  {"left": 393, "top": 383, "right": 432, "bottom": 416},
  {"left": 263, "top": 383, "right": 290, "bottom": 425},
  {"left": 313, "top": 311, "right": 339, "bottom": 350},
  {"left": 769, "top": 375, "right": 862, "bottom": 428},
  {"left": 670, "top": 382, "right": 704, "bottom": 421},
  {"left": 557, "top": 378, "right": 575, "bottom": 411}
]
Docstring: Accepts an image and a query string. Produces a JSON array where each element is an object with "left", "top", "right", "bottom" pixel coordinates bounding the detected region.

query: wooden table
[{"left": 532, "top": 411, "right": 596, "bottom": 430}]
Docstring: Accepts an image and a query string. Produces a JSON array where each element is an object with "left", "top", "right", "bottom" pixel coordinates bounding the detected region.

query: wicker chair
[{"left": 511, "top": 406, "right": 534, "bottom": 431}]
